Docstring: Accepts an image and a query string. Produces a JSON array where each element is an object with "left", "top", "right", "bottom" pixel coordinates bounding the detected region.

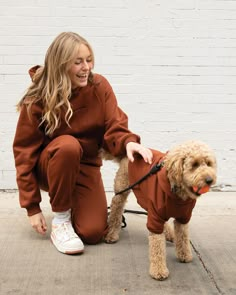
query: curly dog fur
[{"left": 104, "top": 140, "right": 217, "bottom": 280}]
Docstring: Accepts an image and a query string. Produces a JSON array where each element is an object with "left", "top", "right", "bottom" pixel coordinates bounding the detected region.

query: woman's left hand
[{"left": 126, "top": 142, "right": 153, "bottom": 164}]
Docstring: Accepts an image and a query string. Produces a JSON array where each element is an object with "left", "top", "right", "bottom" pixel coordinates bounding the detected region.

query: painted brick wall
[{"left": 0, "top": 0, "right": 236, "bottom": 191}]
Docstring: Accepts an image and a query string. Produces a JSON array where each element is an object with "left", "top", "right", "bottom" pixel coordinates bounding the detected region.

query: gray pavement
[{"left": 0, "top": 190, "right": 236, "bottom": 295}]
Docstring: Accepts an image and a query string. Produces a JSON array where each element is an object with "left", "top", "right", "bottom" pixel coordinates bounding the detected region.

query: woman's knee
[
  {"left": 49, "top": 135, "right": 82, "bottom": 162},
  {"left": 75, "top": 224, "right": 107, "bottom": 245}
]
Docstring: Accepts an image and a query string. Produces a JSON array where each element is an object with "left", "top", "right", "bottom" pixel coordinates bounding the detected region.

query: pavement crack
[{"left": 190, "top": 241, "right": 224, "bottom": 295}]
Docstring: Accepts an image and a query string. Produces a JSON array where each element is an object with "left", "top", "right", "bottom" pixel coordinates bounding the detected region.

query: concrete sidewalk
[{"left": 0, "top": 190, "right": 235, "bottom": 295}]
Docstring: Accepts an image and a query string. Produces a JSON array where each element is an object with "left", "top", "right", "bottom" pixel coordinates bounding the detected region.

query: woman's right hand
[{"left": 29, "top": 212, "right": 47, "bottom": 235}]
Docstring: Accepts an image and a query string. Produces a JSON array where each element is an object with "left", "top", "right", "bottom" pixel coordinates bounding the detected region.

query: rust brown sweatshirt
[
  {"left": 128, "top": 149, "right": 196, "bottom": 234},
  {"left": 13, "top": 67, "right": 140, "bottom": 215}
]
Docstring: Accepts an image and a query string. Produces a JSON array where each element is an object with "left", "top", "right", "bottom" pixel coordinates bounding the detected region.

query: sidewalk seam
[{"left": 190, "top": 241, "right": 224, "bottom": 295}]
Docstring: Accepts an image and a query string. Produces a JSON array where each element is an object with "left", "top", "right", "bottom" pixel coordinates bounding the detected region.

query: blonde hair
[{"left": 17, "top": 32, "right": 94, "bottom": 136}]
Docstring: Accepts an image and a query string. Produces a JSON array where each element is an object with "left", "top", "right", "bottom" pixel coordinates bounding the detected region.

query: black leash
[
  {"left": 108, "top": 161, "right": 164, "bottom": 228},
  {"left": 115, "top": 161, "right": 164, "bottom": 195},
  {"left": 107, "top": 207, "right": 148, "bottom": 228}
]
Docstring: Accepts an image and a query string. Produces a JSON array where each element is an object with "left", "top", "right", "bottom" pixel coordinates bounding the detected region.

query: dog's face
[{"left": 165, "top": 140, "right": 217, "bottom": 200}]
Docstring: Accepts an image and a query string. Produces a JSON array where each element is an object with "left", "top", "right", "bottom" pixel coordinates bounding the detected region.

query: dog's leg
[
  {"left": 105, "top": 192, "right": 129, "bottom": 243},
  {"left": 174, "top": 220, "right": 193, "bottom": 262},
  {"left": 164, "top": 222, "right": 174, "bottom": 243},
  {"left": 149, "top": 232, "right": 169, "bottom": 280},
  {"left": 105, "top": 158, "right": 129, "bottom": 243}
]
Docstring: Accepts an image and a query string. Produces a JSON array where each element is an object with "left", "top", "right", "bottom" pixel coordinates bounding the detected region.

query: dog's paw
[
  {"left": 104, "top": 232, "right": 119, "bottom": 244},
  {"left": 177, "top": 252, "right": 193, "bottom": 263},
  {"left": 149, "top": 264, "right": 169, "bottom": 280}
]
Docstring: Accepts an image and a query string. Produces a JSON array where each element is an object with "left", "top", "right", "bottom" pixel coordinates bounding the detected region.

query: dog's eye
[
  {"left": 192, "top": 161, "right": 199, "bottom": 169},
  {"left": 206, "top": 161, "right": 212, "bottom": 167}
]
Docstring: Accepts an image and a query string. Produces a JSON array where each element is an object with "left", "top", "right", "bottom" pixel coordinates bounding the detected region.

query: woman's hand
[
  {"left": 29, "top": 212, "right": 47, "bottom": 235},
  {"left": 126, "top": 142, "right": 153, "bottom": 164}
]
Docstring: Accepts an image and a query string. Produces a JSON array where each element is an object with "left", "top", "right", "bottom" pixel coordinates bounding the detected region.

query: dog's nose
[{"left": 205, "top": 176, "right": 213, "bottom": 185}]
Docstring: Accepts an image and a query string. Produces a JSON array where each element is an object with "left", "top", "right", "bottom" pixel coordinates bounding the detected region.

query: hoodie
[
  {"left": 13, "top": 66, "right": 140, "bottom": 215},
  {"left": 128, "top": 149, "right": 196, "bottom": 234}
]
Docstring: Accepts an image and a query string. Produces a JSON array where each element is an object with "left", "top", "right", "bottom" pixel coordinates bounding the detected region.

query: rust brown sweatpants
[{"left": 36, "top": 135, "right": 108, "bottom": 244}]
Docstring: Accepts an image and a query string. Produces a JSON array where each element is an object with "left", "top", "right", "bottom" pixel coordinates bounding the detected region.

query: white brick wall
[{"left": 0, "top": 0, "right": 236, "bottom": 191}]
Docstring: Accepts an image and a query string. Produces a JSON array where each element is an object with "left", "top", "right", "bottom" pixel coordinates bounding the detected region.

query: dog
[{"left": 104, "top": 140, "right": 217, "bottom": 280}]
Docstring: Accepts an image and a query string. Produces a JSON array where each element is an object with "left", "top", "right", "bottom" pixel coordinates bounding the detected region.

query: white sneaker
[{"left": 51, "top": 221, "right": 84, "bottom": 254}]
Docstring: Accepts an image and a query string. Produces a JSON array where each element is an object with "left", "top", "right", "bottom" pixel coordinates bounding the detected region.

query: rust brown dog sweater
[{"left": 128, "top": 149, "right": 196, "bottom": 234}]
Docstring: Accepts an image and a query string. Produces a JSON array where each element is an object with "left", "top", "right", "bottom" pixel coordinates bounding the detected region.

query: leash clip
[{"left": 149, "top": 161, "right": 164, "bottom": 175}]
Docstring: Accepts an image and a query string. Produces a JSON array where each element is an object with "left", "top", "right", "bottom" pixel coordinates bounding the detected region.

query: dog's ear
[{"left": 165, "top": 151, "right": 185, "bottom": 187}]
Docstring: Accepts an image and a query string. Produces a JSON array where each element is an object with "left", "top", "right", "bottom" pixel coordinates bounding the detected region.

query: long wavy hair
[{"left": 17, "top": 32, "right": 94, "bottom": 136}]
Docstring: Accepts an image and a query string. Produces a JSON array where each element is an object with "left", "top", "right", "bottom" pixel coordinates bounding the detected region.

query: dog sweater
[{"left": 128, "top": 149, "right": 196, "bottom": 234}]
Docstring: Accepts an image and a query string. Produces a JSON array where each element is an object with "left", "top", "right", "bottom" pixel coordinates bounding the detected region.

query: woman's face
[{"left": 68, "top": 44, "right": 93, "bottom": 89}]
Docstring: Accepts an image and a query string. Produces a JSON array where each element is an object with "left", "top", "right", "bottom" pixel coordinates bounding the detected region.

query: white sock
[{"left": 52, "top": 209, "right": 71, "bottom": 225}]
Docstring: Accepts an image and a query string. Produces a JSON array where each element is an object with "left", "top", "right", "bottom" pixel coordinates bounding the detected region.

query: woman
[{"left": 13, "top": 32, "right": 153, "bottom": 255}]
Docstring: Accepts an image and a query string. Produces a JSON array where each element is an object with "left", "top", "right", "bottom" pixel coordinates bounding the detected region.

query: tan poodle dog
[{"left": 104, "top": 140, "right": 217, "bottom": 280}]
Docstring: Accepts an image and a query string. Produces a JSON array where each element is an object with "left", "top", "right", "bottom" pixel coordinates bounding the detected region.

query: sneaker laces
[{"left": 52, "top": 221, "right": 79, "bottom": 243}]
